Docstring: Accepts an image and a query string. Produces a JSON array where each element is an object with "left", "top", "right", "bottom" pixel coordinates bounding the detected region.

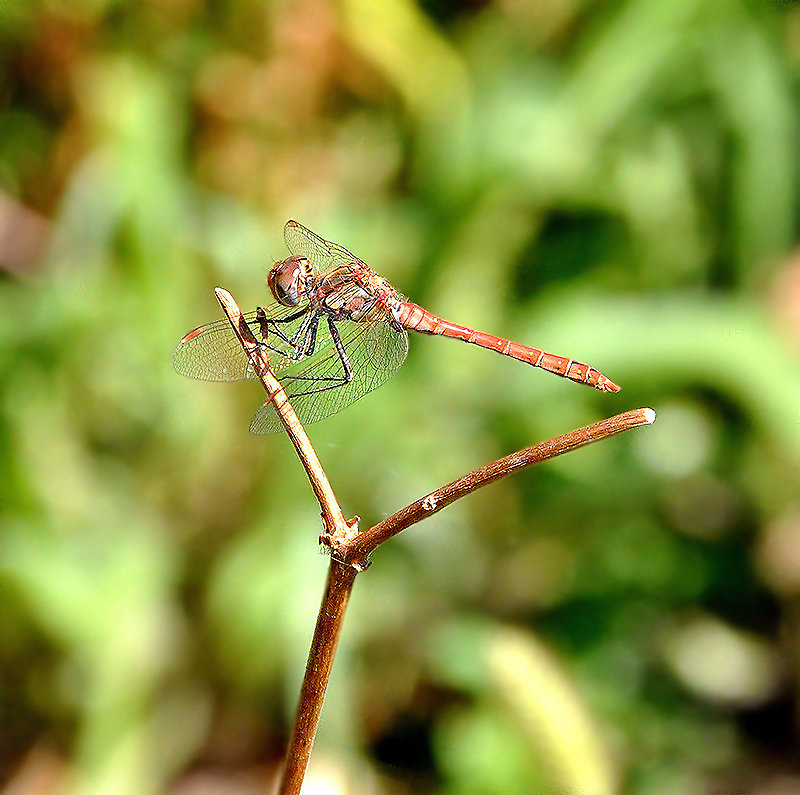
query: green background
[{"left": 2, "top": 0, "right": 800, "bottom": 792}]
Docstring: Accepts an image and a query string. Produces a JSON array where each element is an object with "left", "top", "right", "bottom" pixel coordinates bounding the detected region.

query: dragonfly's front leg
[{"left": 255, "top": 307, "right": 316, "bottom": 361}]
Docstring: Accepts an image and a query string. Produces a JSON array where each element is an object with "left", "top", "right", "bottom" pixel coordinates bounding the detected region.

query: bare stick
[
  {"left": 276, "top": 407, "right": 655, "bottom": 791},
  {"left": 213, "top": 288, "right": 362, "bottom": 790},
  {"left": 214, "top": 290, "right": 654, "bottom": 793},
  {"left": 340, "top": 408, "right": 656, "bottom": 570},
  {"left": 278, "top": 561, "right": 357, "bottom": 795},
  {"left": 215, "top": 288, "right": 358, "bottom": 545}
]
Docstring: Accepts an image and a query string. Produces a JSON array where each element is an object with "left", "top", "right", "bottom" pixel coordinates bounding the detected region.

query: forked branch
[
  {"left": 279, "top": 408, "right": 654, "bottom": 794},
  {"left": 213, "top": 287, "right": 655, "bottom": 795}
]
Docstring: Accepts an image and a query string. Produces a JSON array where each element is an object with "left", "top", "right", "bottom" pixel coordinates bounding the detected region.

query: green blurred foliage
[{"left": 1, "top": 0, "right": 800, "bottom": 792}]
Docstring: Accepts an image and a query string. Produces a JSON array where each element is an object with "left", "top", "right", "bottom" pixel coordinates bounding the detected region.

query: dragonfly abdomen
[{"left": 397, "top": 302, "right": 619, "bottom": 392}]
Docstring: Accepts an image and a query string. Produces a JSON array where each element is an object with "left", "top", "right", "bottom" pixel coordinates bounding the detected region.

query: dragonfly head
[{"left": 268, "top": 255, "right": 313, "bottom": 306}]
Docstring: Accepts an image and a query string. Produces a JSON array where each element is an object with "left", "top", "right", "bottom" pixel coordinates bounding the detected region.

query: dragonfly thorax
[{"left": 268, "top": 255, "right": 313, "bottom": 307}]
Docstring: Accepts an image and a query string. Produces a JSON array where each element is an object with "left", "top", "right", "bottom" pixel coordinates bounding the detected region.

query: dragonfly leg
[
  {"left": 253, "top": 307, "right": 319, "bottom": 361},
  {"left": 292, "top": 313, "right": 321, "bottom": 359},
  {"left": 282, "top": 316, "right": 354, "bottom": 397},
  {"left": 255, "top": 307, "right": 306, "bottom": 344}
]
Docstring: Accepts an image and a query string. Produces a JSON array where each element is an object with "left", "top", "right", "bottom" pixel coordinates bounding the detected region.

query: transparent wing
[
  {"left": 249, "top": 319, "right": 409, "bottom": 434},
  {"left": 172, "top": 303, "right": 333, "bottom": 381},
  {"left": 284, "top": 219, "right": 366, "bottom": 272}
]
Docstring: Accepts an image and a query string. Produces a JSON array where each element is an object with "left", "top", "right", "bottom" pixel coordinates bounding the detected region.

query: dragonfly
[{"left": 173, "top": 220, "right": 619, "bottom": 434}]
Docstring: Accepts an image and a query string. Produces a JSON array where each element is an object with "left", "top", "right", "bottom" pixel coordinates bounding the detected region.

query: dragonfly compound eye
[{"left": 268, "top": 255, "right": 310, "bottom": 306}]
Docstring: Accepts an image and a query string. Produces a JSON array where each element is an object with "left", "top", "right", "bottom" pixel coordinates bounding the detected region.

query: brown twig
[
  {"left": 278, "top": 560, "right": 357, "bottom": 795},
  {"left": 214, "top": 285, "right": 655, "bottom": 795},
  {"left": 277, "top": 409, "right": 655, "bottom": 792},
  {"left": 213, "top": 288, "right": 359, "bottom": 794},
  {"left": 339, "top": 408, "right": 656, "bottom": 570},
  {"left": 214, "top": 288, "right": 358, "bottom": 546}
]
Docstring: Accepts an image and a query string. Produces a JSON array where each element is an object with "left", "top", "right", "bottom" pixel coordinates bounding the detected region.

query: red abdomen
[{"left": 396, "top": 302, "right": 619, "bottom": 392}]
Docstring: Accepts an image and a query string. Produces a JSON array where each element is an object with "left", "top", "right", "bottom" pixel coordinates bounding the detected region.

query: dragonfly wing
[
  {"left": 249, "top": 319, "right": 409, "bottom": 434},
  {"left": 172, "top": 304, "right": 316, "bottom": 381},
  {"left": 284, "top": 220, "right": 365, "bottom": 272}
]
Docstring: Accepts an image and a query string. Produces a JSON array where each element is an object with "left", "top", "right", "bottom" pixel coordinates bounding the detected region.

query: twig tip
[{"left": 643, "top": 408, "right": 656, "bottom": 424}]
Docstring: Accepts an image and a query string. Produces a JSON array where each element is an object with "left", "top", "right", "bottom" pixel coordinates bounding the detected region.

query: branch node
[{"left": 320, "top": 514, "right": 360, "bottom": 550}]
